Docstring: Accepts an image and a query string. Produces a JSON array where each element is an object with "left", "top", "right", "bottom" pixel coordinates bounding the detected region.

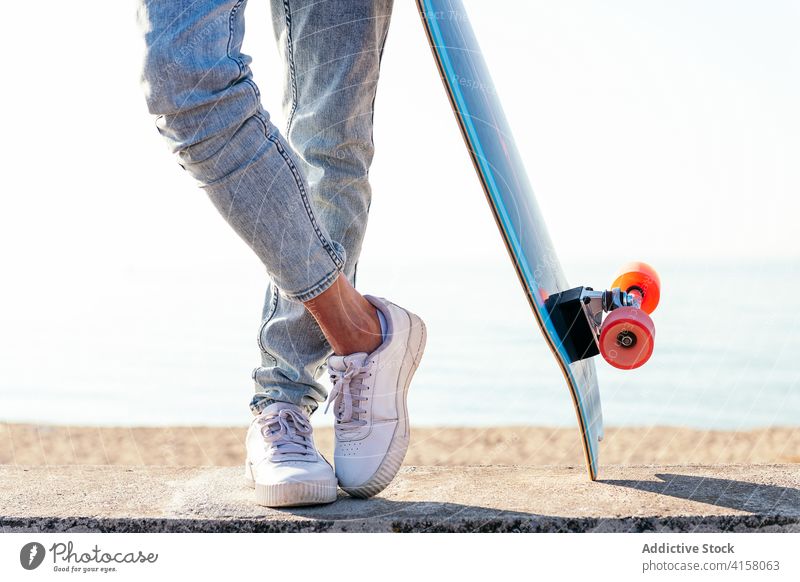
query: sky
[
  {"left": 0, "top": 1, "right": 798, "bottom": 425},
  {"left": 1, "top": 1, "right": 797, "bottom": 281}
]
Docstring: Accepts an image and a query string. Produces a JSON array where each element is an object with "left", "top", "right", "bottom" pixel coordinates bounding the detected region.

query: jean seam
[
  {"left": 226, "top": 1, "right": 342, "bottom": 286},
  {"left": 226, "top": 0, "right": 247, "bottom": 77},
  {"left": 257, "top": 284, "right": 280, "bottom": 358},
  {"left": 355, "top": 8, "right": 393, "bottom": 290},
  {"left": 247, "top": 109, "right": 344, "bottom": 272},
  {"left": 281, "top": 0, "right": 299, "bottom": 136},
  {"left": 369, "top": 11, "right": 392, "bottom": 176}
]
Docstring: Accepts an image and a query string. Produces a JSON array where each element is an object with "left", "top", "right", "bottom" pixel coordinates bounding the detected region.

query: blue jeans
[{"left": 138, "top": 0, "right": 394, "bottom": 414}]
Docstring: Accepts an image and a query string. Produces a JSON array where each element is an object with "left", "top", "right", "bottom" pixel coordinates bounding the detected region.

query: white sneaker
[
  {"left": 325, "top": 295, "right": 427, "bottom": 498},
  {"left": 244, "top": 402, "right": 337, "bottom": 507}
]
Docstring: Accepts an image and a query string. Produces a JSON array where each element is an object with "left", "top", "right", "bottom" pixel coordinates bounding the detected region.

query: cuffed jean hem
[
  {"left": 280, "top": 263, "right": 342, "bottom": 303},
  {"left": 249, "top": 393, "right": 317, "bottom": 417}
]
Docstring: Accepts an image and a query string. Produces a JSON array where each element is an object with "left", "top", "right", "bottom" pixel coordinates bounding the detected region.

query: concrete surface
[{"left": 1, "top": 465, "right": 798, "bottom": 533}]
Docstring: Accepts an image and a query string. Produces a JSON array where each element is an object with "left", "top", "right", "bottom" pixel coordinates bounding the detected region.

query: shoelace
[
  {"left": 324, "top": 361, "right": 371, "bottom": 432},
  {"left": 258, "top": 407, "right": 314, "bottom": 459}
]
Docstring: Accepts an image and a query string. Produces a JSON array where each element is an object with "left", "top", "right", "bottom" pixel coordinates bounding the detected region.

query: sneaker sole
[
  {"left": 245, "top": 462, "right": 338, "bottom": 507},
  {"left": 339, "top": 311, "right": 427, "bottom": 499}
]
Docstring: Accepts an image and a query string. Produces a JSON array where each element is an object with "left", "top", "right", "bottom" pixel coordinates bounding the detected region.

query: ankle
[
  {"left": 339, "top": 304, "right": 382, "bottom": 355},
  {"left": 303, "top": 275, "right": 383, "bottom": 355}
]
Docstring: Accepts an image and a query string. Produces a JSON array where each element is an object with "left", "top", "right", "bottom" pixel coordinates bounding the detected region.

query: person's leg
[
  {"left": 137, "top": 0, "right": 367, "bottom": 507},
  {"left": 138, "top": 0, "right": 424, "bottom": 503},
  {"left": 252, "top": 0, "right": 394, "bottom": 415},
  {"left": 261, "top": 0, "right": 427, "bottom": 499}
]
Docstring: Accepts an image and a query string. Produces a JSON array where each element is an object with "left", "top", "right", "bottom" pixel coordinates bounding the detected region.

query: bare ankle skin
[{"left": 303, "top": 274, "right": 382, "bottom": 355}]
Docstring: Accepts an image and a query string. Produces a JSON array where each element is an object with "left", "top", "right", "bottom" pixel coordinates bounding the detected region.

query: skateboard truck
[
  {"left": 581, "top": 287, "right": 639, "bottom": 326},
  {"left": 544, "top": 262, "right": 661, "bottom": 370}
]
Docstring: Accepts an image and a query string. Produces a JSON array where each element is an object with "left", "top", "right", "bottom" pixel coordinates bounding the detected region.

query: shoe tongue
[{"left": 328, "top": 352, "right": 369, "bottom": 372}]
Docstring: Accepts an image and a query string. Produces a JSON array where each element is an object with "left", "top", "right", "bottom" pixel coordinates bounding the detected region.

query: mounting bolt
[{"left": 616, "top": 330, "right": 637, "bottom": 349}]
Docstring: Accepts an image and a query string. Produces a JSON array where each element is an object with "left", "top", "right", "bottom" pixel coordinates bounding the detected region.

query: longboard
[{"left": 416, "top": 0, "right": 605, "bottom": 479}]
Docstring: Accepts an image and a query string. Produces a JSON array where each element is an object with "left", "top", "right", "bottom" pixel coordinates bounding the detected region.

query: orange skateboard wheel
[
  {"left": 599, "top": 307, "right": 655, "bottom": 370},
  {"left": 611, "top": 261, "right": 661, "bottom": 314}
]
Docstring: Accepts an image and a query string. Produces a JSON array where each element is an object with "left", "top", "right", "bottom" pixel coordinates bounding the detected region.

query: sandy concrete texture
[{"left": 1, "top": 464, "right": 798, "bottom": 533}]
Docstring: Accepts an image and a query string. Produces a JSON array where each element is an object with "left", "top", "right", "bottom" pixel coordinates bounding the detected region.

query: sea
[{"left": 1, "top": 257, "right": 798, "bottom": 429}]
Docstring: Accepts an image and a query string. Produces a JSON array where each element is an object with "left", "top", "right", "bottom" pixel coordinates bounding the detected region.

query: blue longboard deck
[{"left": 417, "top": 0, "right": 604, "bottom": 479}]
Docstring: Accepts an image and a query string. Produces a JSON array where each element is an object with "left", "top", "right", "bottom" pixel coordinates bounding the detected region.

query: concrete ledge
[{"left": 1, "top": 465, "right": 798, "bottom": 533}]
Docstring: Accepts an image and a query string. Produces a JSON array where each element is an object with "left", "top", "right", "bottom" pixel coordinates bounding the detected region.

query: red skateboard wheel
[
  {"left": 599, "top": 307, "right": 655, "bottom": 370},
  {"left": 611, "top": 261, "right": 661, "bottom": 314}
]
